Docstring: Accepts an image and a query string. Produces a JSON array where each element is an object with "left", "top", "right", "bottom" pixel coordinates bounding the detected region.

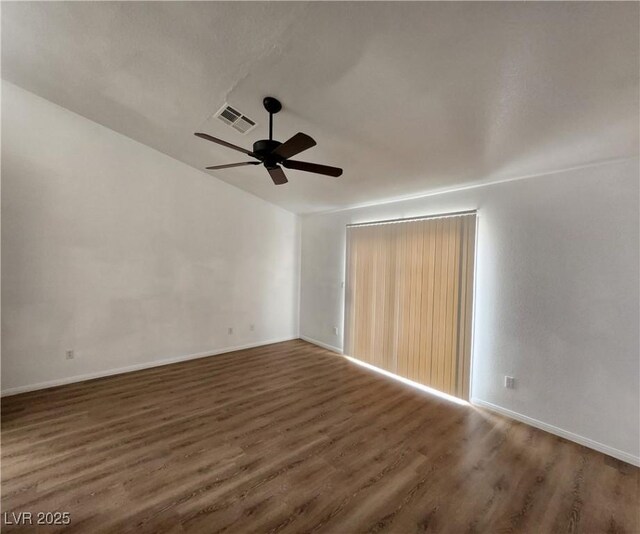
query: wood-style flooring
[{"left": 2, "top": 339, "right": 638, "bottom": 533}]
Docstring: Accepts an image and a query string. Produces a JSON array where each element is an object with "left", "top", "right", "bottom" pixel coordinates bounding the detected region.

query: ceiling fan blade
[
  {"left": 267, "top": 166, "right": 288, "bottom": 185},
  {"left": 272, "top": 132, "right": 316, "bottom": 159},
  {"left": 194, "top": 132, "right": 255, "bottom": 156},
  {"left": 282, "top": 159, "right": 343, "bottom": 177},
  {"left": 205, "top": 162, "right": 260, "bottom": 170}
]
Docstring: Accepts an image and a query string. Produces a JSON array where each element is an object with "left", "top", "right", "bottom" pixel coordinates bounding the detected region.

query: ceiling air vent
[{"left": 215, "top": 103, "right": 257, "bottom": 134}]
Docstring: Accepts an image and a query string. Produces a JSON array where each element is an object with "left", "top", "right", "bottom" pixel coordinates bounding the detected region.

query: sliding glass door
[{"left": 344, "top": 212, "right": 476, "bottom": 400}]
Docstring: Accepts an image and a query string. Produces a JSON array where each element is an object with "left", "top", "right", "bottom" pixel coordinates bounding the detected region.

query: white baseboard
[
  {"left": 471, "top": 398, "right": 640, "bottom": 467},
  {"left": 1, "top": 337, "right": 297, "bottom": 397},
  {"left": 300, "top": 335, "right": 343, "bottom": 354}
]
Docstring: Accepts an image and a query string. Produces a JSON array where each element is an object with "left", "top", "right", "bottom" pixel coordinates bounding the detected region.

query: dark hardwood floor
[{"left": 1, "top": 339, "right": 638, "bottom": 533}]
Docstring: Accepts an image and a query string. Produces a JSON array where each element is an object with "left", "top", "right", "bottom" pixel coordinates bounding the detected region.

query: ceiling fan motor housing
[{"left": 253, "top": 139, "right": 283, "bottom": 167}]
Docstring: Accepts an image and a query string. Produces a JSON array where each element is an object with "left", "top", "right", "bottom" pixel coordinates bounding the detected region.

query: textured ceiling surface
[{"left": 3, "top": 2, "right": 638, "bottom": 213}]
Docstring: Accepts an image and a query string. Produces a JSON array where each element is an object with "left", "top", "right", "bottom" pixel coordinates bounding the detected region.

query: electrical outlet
[
  {"left": 228, "top": 327, "right": 234, "bottom": 335},
  {"left": 332, "top": 326, "right": 339, "bottom": 336},
  {"left": 66, "top": 350, "right": 75, "bottom": 360},
  {"left": 504, "top": 376, "right": 515, "bottom": 389},
  {"left": 249, "top": 324, "right": 255, "bottom": 332}
]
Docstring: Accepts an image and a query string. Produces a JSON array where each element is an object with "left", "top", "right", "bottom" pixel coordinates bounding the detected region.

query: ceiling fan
[{"left": 195, "top": 97, "right": 342, "bottom": 185}]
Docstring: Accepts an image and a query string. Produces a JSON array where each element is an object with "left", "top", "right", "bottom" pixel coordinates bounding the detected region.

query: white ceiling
[{"left": 3, "top": 2, "right": 638, "bottom": 213}]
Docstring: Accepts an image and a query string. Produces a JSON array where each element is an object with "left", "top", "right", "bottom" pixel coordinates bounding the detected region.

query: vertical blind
[{"left": 344, "top": 213, "right": 476, "bottom": 400}]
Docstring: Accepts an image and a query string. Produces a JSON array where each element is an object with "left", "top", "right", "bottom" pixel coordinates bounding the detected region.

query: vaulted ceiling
[{"left": 3, "top": 2, "right": 638, "bottom": 213}]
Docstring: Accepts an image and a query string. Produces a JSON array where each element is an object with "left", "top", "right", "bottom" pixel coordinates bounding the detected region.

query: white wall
[
  {"left": 300, "top": 158, "right": 640, "bottom": 464},
  {"left": 1, "top": 82, "right": 300, "bottom": 393}
]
